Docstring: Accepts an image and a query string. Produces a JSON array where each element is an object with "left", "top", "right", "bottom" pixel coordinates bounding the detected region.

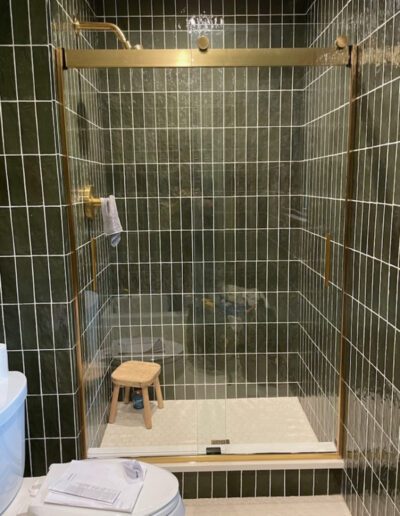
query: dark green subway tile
[
  {"left": 24, "top": 156, "right": 44, "bottom": 205},
  {"left": 10, "top": 0, "right": 30, "bottom": 43},
  {"left": 285, "top": 470, "right": 299, "bottom": 496},
  {"left": 23, "top": 350, "right": 41, "bottom": 394},
  {"left": 19, "top": 304, "right": 38, "bottom": 349},
  {"left": 29, "top": 439, "right": 47, "bottom": 476},
  {"left": 198, "top": 472, "right": 212, "bottom": 498},
  {"left": 28, "top": 0, "right": 48, "bottom": 44},
  {"left": 11, "top": 208, "right": 30, "bottom": 254},
  {"left": 271, "top": 470, "right": 285, "bottom": 496},
  {"left": 328, "top": 469, "right": 342, "bottom": 495},
  {"left": 32, "top": 46, "right": 52, "bottom": 100},
  {"left": 15, "top": 47, "right": 34, "bottom": 99},
  {"left": 49, "top": 258, "right": 69, "bottom": 302},
  {"left": 36, "top": 304, "right": 52, "bottom": 348},
  {"left": 212, "top": 471, "right": 227, "bottom": 498},
  {"left": 20, "top": 102, "right": 38, "bottom": 153},
  {"left": 45, "top": 207, "right": 65, "bottom": 254},
  {"left": 28, "top": 207, "right": 47, "bottom": 254},
  {"left": 299, "top": 469, "right": 314, "bottom": 496},
  {"left": 36, "top": 102, "right": 56, "bottom": 153},
  {"left": 6, "top": 350, "right": 23, "bottom": 373},
  {"left": 40, "top": 350, "right": 57, "bottom": 394},
  {"left": 0, "top": 258, "right": 17, "bottom": 302},
  {"left": 0, "top": 48, "right": 17, "bottom": 99},
  {"left": 26, "top": 395, "right": 44, "bottom": 438},
  {"left": 3, "top": 305, "right": 21, "bottom": 349},
  {"left": 256, "top": 470, "right": 270, "bottom": 496},
  {"left": 0, "top": 0, "right": 12, "bottom": 44},
  {"left": 45, "top": 437, "right": 62, "bottom": 468},
  {"left": 2, "top": 103, "right": 21, "bottom": 153},
  {"left": 183, "top": 472, "right": 197, "bottom": 499},
  {"left": 16, "top": 256, "right": 34, "bottom": 303},
  {"left": 42, "top": 394, "right": 61, "bottom": 437},
  {"left": 0, "top": 157, "right": 8, "bottom": 205},
  {"left": 40, "top": 156, "right": 63, "bottom": 205},
  {"left": 227, "top": 470, "right": 241, "bottom": 497},
  {"left": 314, "top": 469, "right": 329, "bottom": 495},
  {"left": 55, "top": 350, "right": 74, "bottom": 393},
  {"left": 241, "top": 471, "right": 256, "bottom": 497},
  {"left": 7, "top": 156, "right": 26, "bottom": 205}
]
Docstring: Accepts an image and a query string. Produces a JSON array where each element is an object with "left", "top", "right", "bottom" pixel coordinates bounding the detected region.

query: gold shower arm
[{"left": 73, "top": 18, "right": 132, "bottom": 49}]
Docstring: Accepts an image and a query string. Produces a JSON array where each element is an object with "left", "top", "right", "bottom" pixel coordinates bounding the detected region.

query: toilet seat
[{"left": 26, "top": 461, "right": 184, "bottom": 516}]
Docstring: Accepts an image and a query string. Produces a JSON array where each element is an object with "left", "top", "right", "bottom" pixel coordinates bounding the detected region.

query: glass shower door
[
  {"left": 187, "top": 55, "right": 311, "bottom": 454},
  {"left": 181, "top": 64, "right": 229, "bottom": 454}
]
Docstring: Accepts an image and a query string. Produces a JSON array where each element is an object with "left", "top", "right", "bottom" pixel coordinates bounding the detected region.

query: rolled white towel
[{"left": 100, "top": 195, "right": 123, "bottom": 247}]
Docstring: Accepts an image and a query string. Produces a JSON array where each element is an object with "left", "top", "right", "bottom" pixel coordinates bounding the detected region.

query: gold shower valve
[{"left": 81, "top": 185, "right": 101, "bottom": 219}]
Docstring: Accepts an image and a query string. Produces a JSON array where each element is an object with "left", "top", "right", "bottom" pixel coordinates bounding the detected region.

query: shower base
[{"left": 92, "top": 397, "right": 336, "bottom": 457}]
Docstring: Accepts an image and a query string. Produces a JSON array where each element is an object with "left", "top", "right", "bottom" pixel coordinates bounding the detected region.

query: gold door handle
[
  {"left": 91, "top": 237, "right": 97, "bottom": 291},
  {"left": 325, "top": 233, "right": 331, "bottom": 287}
]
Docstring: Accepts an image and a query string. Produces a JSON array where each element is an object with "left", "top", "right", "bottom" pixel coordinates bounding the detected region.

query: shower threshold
[{"left": 89, "top": 398, "right": 336, "bottom": 458}]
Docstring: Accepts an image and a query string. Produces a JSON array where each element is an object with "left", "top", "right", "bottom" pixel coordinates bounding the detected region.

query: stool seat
[
  {"left": 109, "top": 360, "right": 163, "bottom": 429},
  {"left": 112, "top": 360, "right": 161, "bottom": 387}
]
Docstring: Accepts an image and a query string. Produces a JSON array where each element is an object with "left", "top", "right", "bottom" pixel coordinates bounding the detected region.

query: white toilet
[{"left": 0, "top": 371, "right": 185, "bottom": 516}]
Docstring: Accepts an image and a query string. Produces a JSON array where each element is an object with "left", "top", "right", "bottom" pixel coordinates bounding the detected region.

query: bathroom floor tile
[{"left": 184, "top": 495, "right": 351, "bottom": 515}]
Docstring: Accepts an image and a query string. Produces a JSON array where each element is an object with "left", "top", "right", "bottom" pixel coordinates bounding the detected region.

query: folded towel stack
[{"left": 101, "top": 195, "right": 123, "bottom": 247}]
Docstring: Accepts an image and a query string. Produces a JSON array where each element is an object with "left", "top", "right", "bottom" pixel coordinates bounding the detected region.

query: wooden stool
[{"left": 109, "top": 360, "right": 164, "bottom": 429}]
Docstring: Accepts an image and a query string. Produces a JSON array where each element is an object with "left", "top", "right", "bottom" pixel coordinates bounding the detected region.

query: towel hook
[{"left": 81, "top": 185, "right": 101, "bottom": 219}]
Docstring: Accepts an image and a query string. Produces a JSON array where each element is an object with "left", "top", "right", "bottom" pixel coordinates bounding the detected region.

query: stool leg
[
  {"left": 124, "top": 386, "right": 131, "bottom": 404},
  {"left": 142, "top": 387, "right": 152, "bottom": 429},
  {"left": 109, "top": 385, "right": 120, "bottom": 424},
  {"left": 154, "top": 377, "right": 164, "bottom": 409}
]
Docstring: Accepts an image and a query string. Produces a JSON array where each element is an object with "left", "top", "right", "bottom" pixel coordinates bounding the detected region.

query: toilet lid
[
  {"left": 27, "top": 461, "right": 181, "bottom": 516},
  {"left": 132, "top": 462, "right": 180, "bottom": 516}
]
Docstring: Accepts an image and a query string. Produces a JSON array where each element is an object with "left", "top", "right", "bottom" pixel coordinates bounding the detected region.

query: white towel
[{"left": 101, "top": 195, "right": 123, "bottom": 247}]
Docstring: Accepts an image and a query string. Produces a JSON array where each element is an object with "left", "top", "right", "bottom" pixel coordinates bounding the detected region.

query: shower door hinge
[{"left": 211, "top": 439, "right": 230, "bottom": 445}]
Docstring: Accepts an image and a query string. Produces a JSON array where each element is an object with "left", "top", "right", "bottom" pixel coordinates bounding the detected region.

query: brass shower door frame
[
  {"left": 55, "top": 43, "right": 357, "bottom": 463},
  {"left": 54, "top": 48, "right": 87, "bottom": 456},
  {"left": 62, "top": 46, "right": 350, "bottom": 69}
]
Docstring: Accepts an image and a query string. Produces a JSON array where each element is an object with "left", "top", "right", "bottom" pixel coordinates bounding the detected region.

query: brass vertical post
[
  {"left": 337, "top": 45, "right": 359, "bottom": 457},
  {"left": 54, "top": 48, "right": 88, "bottom": 458}
]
